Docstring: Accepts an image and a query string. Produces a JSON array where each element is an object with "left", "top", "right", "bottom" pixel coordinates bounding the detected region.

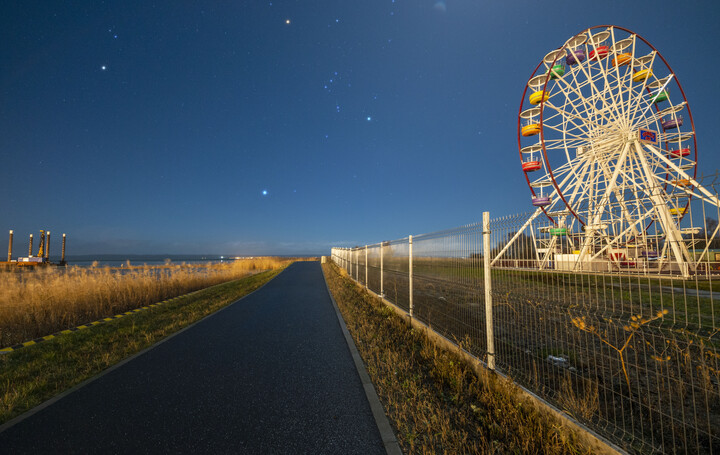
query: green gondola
[
  {"left": 549, "top": 227, "right": 567, "bottom": 236},
  {"left": 651, "top": 90, "right": 668, "bottom": 103},
  {"left": 549, "top": 64, "right": 565, "bottom": 79}
]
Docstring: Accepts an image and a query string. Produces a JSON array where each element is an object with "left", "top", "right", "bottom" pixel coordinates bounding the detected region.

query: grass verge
[
  {"left": 323, "top": 261, "right": 592, "bottom": 454},
  {"left": 0, "top": 267, "right": 284, "bottom": 425}
]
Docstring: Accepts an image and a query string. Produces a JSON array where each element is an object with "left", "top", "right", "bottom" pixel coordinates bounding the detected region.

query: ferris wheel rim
[
  {"left": 517, "top": 58, "right": 556, "bottom": 223},
  {"left": 518, "top": 24, "right": 698, "bottom": 227}
]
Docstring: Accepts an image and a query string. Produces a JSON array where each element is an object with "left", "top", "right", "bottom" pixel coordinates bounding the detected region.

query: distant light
[
  {"left": 262, "top": 190, "right": 268, "bottom": 196},
  {"left": 285, "top": 19, "right": 290, "bottom": 24},
  {"left": 101, "top": 65, "right": 107, "bottom": 71},
  {"left": 366, "top": 116, "right": 372, "bottom": 121}
]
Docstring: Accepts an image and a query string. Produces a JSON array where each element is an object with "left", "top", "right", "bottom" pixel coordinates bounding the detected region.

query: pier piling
[
  {"left": 61, "top": 234, "right": 66, "bottom": 264},
  {"left": 7, "top": 230, "right": 13, "bottom": 262}
]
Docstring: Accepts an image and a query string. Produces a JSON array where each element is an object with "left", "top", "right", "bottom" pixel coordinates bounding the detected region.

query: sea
[
  {"left": 51, "top": 255, "right": 253, "bottom": 268},
  {"left": 47, "top": 254, "right": 317, "bottom": 268}
]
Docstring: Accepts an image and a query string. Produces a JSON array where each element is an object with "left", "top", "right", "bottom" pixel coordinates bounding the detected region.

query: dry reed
[
  {"left": 324, "top": 261, "right": 590, "bottom": 454},
  {"left": 0, "top": 258, "right": 297, "bottom": 348}
]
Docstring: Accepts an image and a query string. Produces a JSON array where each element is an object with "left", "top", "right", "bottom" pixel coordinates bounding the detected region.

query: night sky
[{"left": 2, "top": 1, "right": 719, "bottom": 256}]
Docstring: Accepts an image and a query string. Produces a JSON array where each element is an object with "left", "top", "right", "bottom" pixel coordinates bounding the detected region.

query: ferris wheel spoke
[
  {"left": 586, "top": 29, "right": 627, "bottom": 126},
  {"left": 550, "top": 68, "right": 600, "bottom": 124},
  {"left": 556, "top": 65, "right": 623, "bottom": 128},
  {"left": 542, "top": 121, "right": 595, "bottom": 141},
  {"left": 544, "top": 101, "right": 617, "bottom": 137},
  {"left": 605, "top": 29, "right": 639, "bottom": 123},
  {"left": 543, "top": 138, "right": 586, "bottom": 151},
  {"left": 561, "top": 161, "right": 600, "bottom": 215},
  {"left": 626, "top": 52, "right": 659, "bottom": 128}
]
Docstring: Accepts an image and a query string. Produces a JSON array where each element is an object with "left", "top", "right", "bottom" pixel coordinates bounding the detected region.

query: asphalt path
[{"left": 0, "top": 262, "right": 387, "bottom": 454}]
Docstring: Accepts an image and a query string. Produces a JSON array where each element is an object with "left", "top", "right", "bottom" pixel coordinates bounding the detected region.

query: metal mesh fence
[
  {"left": 383, "top": 239, "right": 410, "bottom": 312},
  {"left": 488, "top": 209, "right": 719, "bottom": 454},
  {"left": 412, "top": 224, "right": 487, "bottom": 360},
  {"left": 367, "top": 244, "right": 381, "bottom": 296},
  {"left": 330, "top": 181, "right": 720, "bottom": 453}
]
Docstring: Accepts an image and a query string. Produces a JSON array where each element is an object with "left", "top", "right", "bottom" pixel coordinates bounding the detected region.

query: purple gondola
[
  {"left": 566, "top": 49, "right": 585, "bottom": 65},
  {"left": 532, "top": 196, "right": 551, "bottom": 207},
  {"left": 662, "top": 116, "right": 683, "bottom": 130}
]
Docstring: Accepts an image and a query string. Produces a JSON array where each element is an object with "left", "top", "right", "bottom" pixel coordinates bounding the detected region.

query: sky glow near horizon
[{"left": 1, "top": 1, "right": 719, "bottom": 256}]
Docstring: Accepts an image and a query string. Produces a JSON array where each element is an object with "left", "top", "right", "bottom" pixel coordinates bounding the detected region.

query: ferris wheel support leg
[
  {"left": 530, "top": 224, "right": 542, "bottom": 264},
  {"left": 634, "top": 141, "right": 692, "bottom": 278},
  {"left": 540, "top": 236, "right": 557, "bottom": 270},
  {"left": 489, "top": 207, "right": 545, "bottom": 267},
  {"left": 577, "top": 142, "right": 633, "bottom": 264}
]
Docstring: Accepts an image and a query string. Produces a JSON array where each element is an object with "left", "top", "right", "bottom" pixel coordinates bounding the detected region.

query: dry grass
[
  {"left": 0, "top": 257, "right": 303, "bottom": 348},
  {"left": 0, "top": 268, "right": 284, "bottom": 424},
  {"left": 323, "top": 262, "right": 591, "bottom": 454}
]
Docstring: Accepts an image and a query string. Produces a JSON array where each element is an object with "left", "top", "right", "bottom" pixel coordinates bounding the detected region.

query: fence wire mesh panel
[
  {"left": 382, "top": 239, "right": 410, "bottom": 311},
  {"left": 357, "top": 246, "right": 367, "bottom": 287},
  {"left": 490, "top": 191, "right": 720, "bottom": 453},
  {"left": 367, "top": 244, "right": 381, "bottom": 296},
  {"left": 330, "top": 177, "right": 720, "bottom": 453},
  {"left": 412, "top": 224, "right": 488, "bottom": 361}
]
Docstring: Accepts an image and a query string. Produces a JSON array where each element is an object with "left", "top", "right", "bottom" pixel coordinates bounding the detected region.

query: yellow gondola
[
  {"left": 669, "top": 207, "right": 687, "bottom": 216},
  {"left": 521, "top": 123, "right": 541, "bottom": 136},
  {"left": 529, "top": 90, "right": 549, "bottom": 105},
  {"left": 632, "top": 68, "right": 653, "bottom": 82}
]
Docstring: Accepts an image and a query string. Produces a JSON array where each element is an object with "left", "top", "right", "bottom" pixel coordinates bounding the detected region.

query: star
[
  {"left": 366, "top": 116, "right": 372, "bottom": 121},
  {"left": 285, "top": 19, "right": 291, "bottom": 24},
  {"left": 262, "top": 190, "right": 268, "bottom": 196},
  {"left": 101, "top": 65, "right": 107, "bottom": 71}
]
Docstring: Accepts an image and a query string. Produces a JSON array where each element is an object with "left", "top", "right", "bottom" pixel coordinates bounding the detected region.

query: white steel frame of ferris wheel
[
  {"left": 494, "top": 140, "right": 720, "bottom": 277},
  {"left": 494, "top": 28, "right": 720, "bottom": 277}
]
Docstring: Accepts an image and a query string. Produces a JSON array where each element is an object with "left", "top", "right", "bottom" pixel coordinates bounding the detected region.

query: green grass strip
[{"left": 0, "top": 268, "right": 284, "bottom": 425}]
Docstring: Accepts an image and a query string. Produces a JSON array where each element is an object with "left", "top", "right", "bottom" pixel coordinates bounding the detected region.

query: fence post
[
  {"left": 409, "top": 235, "right": 413, "bottom": 318},
  {"left": 365, "top": 245, "right": 368, "bottom": 288},
  {"left": 380, "top": 242, "right": 384, "bottom": 298},
  {"left": 483, "top": 211, "right": 495, "bottom": 370},
  {"left": 355, "top": 248, "right": 359, "bottom": 281}
]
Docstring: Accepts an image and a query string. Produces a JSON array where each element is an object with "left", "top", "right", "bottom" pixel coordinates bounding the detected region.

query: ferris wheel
[{"left": 494, "top": 25, "right": 720, "bottom": 277}]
